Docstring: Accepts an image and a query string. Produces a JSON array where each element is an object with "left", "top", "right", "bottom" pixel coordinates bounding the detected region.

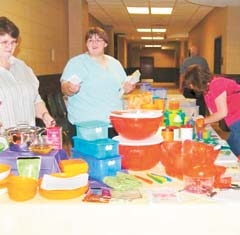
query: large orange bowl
[
  {"left": 159, "top": 140, "right": 220, "bottom": 179},
  {"left": 110, "top": 110, "right": 163, "bottom": 140},
  {"left": 114, "top": 135, "right": 162, "bottom": 170}
]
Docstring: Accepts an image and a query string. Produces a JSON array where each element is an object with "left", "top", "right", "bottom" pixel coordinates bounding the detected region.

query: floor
[{"left": 62, "top": 82, "right": 230, "bottom": 156}]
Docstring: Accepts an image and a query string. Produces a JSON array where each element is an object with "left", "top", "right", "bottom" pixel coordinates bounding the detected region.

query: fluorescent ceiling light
[
  {"left": 145, "top": 45, "right": 161, "bottom": 48},
  {"left": 137, "top": 28, "right": 151, "bottom": 32},
  {"left": 127, "top": 7, "right": 172, "bottom": 15},
  {"left": 153, "top": 36, "right": 164, "bottom": 40},
  {"left": 152, "top": 28, "right": 166, "bottom": 33},
  {"left": 127, "top": 7, "right": 149, "bottom": 14},
  {"left": 151, "top": 7, "right": 173, "bottom": 14},
  {"left": 141, "top": 36, "right": 164, "bottom": 40},
  {"left": 141, "top": 37, "right": 153, "bottom": 40},
  {"left": 137, "top": 28, "right": 166, "bottom": 33}
]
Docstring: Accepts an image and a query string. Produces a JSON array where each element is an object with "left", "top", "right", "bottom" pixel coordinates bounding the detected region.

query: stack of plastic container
[
  {"left": 110, "top": 110, "right": 163, "bottom": 171},
  {"left": 71, "top": 120, "right": 121, "bottom": 181}
]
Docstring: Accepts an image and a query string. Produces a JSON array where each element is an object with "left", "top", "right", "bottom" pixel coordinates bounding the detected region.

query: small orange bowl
[
  {"left": 7, "top": 175, "right": 38, "bottom": 201},
  {"left": 29, "top": 144, "right": 53, "bottom": 155}
]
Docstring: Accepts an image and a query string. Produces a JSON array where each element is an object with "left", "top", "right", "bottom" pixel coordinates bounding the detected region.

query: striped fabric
[{"left": 0, "top": 56, "right": 43, "bottom": 130}]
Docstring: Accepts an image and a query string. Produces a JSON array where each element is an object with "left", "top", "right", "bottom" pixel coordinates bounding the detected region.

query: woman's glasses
[
  {"left": 0, "top": 40, "right": 18, "bottom": 48},
  {"left": 87, "top": 39, "right": 104, "bottom": 44}
]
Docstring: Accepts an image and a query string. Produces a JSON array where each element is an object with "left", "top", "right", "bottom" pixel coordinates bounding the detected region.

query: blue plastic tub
[
  {"left": 71, "top": 148, "right": 121, "bottom": 181},
  {"left": 73, "top": 137, "right": 119, "bottom": 159}
]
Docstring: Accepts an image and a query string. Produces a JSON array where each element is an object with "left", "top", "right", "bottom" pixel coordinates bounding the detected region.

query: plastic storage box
[
  {"left": 75, "top": 120, "right": 109, "bottom": 140},
  {"left": 149, "top": 87, "right": 167, "bottom": 99},
  {"left": 72, "top": 149, "right": 121, "bottom": 181},
  {"left": 73, "top": 137, "right": 119, "bottom": 159}
]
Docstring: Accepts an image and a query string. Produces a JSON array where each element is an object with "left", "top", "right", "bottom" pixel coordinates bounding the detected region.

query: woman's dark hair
[
  {"left": 85, "top": 26, "right": 108, "bottom": 43},
  {"left": 0, "top": 16, "right": 19, "bottom": 39},
  {"left": 183, "top": 64, "right": 212, "bottom": 93}
]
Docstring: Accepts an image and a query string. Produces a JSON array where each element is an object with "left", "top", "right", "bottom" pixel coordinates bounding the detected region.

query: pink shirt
[{"left": 204, "top": 76, "right": 240, "bottom": 126}]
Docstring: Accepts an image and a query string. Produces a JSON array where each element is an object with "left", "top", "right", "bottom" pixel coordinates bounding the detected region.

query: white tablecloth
[
  {"left": 0, "top": 125, "right": 240, "bottom": 235},
  {"left": 0, "top": 192, "right": 240, "bottom": 235}
]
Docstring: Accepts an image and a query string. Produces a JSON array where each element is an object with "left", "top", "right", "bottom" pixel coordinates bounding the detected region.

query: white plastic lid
[
  {"left": 110, "top": 109, "right": 163, "bottom": 118},
  {"left": 113, "top": 135, "right": 163, "bottom": 146}
]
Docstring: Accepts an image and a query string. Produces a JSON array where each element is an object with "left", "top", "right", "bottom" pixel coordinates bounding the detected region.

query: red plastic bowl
[
  {"left": 114, "top": 135, "right": 162, "bottom": 170},
  {"left": 110, "top": 110, "right": 163, "bottom": 140}
]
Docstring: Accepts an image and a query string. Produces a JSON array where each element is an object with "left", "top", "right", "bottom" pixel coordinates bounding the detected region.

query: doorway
[
  {"left": 214, "top": 37, "right": 222, "bottom": 74},
  {"left": 140, "top": 56, "right": 154, "bottom": 79}
]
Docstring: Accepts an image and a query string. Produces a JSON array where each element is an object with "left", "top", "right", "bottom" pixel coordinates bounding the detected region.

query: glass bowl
[{"left": 29, "top": 144, "right": 53, "bottom": 155}]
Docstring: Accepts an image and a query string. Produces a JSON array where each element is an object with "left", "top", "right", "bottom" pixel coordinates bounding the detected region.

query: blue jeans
[{"left": 227, "top": 120, "right": 240, "bottom": 157}]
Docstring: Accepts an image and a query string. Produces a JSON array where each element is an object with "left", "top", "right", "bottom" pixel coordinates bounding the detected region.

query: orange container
[
  {"left": 110, "top": 110, "right": 163, "bottom": 140},
  {"left": 140, "top": 103, "right": 158, "bottom": 110},
  {"left": 114, "top": 135, "right": 162, "bottom": 171},
  {"left": 161, "top": 127, "right": 174, "bottom": 141},
  {"left": 153, "top": 98, "right": 165, "bottom": 110},
  {"left": 168, "top": 99, "right": 180, "bottom": 110},
  {"left": 7, "top": 175, "right": 38, "bottom": 201},
  {"left": 123, "top": 92, "right": 152, "bottom": 109}
]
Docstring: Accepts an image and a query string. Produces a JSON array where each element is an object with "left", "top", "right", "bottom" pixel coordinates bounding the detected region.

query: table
[
  {"left": 0, "top": 149, "right": 68, "bottom": 177},
  {"left": 0, "top": 186, "right": 240, "bottom": 235},
  {"left": 0, "top": 147, "right": 240, "bottom": 235}
]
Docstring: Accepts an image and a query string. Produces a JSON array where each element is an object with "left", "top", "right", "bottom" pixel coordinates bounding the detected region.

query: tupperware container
[
  {"left": 183, "top": 175, "right": 215, "bottom": 194},
  {"left": 140, "top": 82, "right": 151, "bottom": 91},
  {"left": 72, "top": 149, "right": 121, "bottom": 181},
  {"left": 7, "top": 175, "right": 38, "bottom": 201},
  {"left": 180, "top": 105, "right": 199, "bottom": 119},
  {"left": 113, "top": 135, "right": 162, "bottom": 171},
  {"left": 159, "top": 140, "right": 220, "bottom": 179},
  {"left": 75, "top": 120, "right": 109, "bottom": 140},
  {"left": 149, "top": 87, "right": 167, "bottom": 99},
  {"left": 110, "top": 110, "right": 163, "bottom": 140},
  {"left": 122, "top": 92, "right": 153, "bottom": 109},
  {"left": 72, "top": 137, "right": 119, "bottom": 159}
]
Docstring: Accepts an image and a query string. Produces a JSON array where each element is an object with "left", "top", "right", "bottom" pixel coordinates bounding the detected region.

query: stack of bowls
[{"left": 110, "top": 110, "right": 163, "bottom": 170}]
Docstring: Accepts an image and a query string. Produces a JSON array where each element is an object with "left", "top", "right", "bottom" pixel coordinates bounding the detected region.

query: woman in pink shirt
[{"left": 183, "top": 64, "right": 240, "bottom": 157}]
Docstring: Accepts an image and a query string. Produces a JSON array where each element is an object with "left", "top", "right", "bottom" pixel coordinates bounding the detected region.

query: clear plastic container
[{"left": 75, "top": 120, "right": 109, "bottom": 140}]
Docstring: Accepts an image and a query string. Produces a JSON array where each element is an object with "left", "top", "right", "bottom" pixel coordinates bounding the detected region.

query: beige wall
[
  {"left": 68, "top": 0, "right": 88, "bottom": 57},
  {"left": 189, "top": 7, "right": 227, "bottom": 72},
  {"left": 0, "top": 0, "right": 69, "bottom": 75},
  {"left": 117, "top": 36, "right": 128, "bottom": 68},
  {"left": 225, "top": 7, "right": 240, "bottom": 73},
  {"left": 1, "top": 1, "right": 239, "bottom": 75},
  {"left": 189, "top": 6, "right": 240, "bottom": 74}
]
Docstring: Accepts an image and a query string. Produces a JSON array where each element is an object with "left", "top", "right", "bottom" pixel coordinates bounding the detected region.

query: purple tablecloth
[{"left": 0, "top": 148, "right": 68, "bottom": 178}]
